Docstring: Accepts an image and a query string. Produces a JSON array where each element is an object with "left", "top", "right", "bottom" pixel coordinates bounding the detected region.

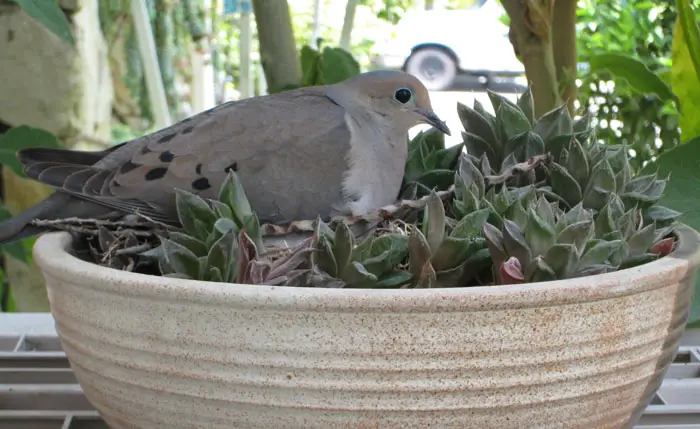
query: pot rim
[{"left": 32, "top": 224, "right": 700, "bottom": 313}]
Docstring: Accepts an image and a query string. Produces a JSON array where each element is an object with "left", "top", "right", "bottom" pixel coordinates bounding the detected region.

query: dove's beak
[{"left": 415, "top": 109, "right": 451, "bottom": 135}]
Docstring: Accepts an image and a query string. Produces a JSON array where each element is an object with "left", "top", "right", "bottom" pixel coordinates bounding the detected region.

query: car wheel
[{"left": 405, "top": 48, "right": 457, "bottom": 91}]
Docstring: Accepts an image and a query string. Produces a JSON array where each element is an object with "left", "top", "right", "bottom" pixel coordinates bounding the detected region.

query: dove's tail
[
  {"left": 0, "top": 192, "right": 117, "bottom": 245},
  {"left": 0, "top": 144, "right": 129, "bottom": 245}
]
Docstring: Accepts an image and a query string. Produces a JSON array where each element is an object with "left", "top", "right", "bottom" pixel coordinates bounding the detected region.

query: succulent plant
[
  {"left": 454, "top": 88, "right": 682, "bottom": 284},
  {"left": 142, "top": 171, "right": 309, "bottom": 284},
  {"left": 400, "top": 128, "right": 465, "bottom": 199},
  {"left": 405, "top": 191, "right": 492, "bottom": 288},
  {"left": 306, "top": 219, "right": 413, "bottom": 288}
]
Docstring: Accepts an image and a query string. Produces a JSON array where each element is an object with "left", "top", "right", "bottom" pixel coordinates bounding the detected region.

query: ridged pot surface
[{"left": 33, "top": 225, "right": 700, "bottom": 429}]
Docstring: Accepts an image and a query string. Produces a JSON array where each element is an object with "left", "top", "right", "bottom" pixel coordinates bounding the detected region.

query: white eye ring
[{"left": 394, "top": 87, "right": 414, "bottom": 104}]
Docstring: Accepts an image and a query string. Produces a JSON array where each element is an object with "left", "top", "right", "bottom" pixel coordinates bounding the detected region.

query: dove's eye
[{"left": 394, "top": 88, "right": 413, "bottom": 104}]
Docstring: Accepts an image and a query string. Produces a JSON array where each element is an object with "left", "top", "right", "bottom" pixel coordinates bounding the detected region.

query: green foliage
[
  {"left": 676, "top": 0, "right": 700, "bottom": 83},
  {"left": 456, "top": 90, "right": 678, "bottom": 282},
  {"left": 275, "top": 43, "right": 361, "bottom": 92},
  {"left": 143, "top": 171, "right": 312, "bottom": 285},
  {"left": 672, "top": 1, "right": 700, "bottom": 141},
  {"left": 308, "top": 219, "right": 412, "bottom": 288},
  {"left": 641, "top": 136, "right": 700, "bottom": 326},
  {"left": 576, "top": 0, "right": 682, "bottom": 169},
  {"left": 0, "top": 126, "right": 61, "bottom": 178},
  {"left": 0, "top": 268, "right": 17, "bottom": 313},
  {"left": 401, "top": 129, "right": 464, "bottom": 199},
  {"left": 9, "top": 0, "right": 74, "bottom": 47},
  {"left": 588, "top": 53, "right": 679, "bottom": 107},
  {"left": 0, "top": 125, "right": 59, "bottom": 313}
]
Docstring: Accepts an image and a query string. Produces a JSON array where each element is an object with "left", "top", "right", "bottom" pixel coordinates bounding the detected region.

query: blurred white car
[{"left": 370, "top": 0, "right": 525, "bottom": 90}]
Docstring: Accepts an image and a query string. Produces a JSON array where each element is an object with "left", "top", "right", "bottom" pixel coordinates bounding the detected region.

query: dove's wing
[{"left": 20, "top": 86, "right": 353, "bottom": 223}]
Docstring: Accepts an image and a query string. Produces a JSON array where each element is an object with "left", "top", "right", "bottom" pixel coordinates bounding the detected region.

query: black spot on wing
[
  {"left": 224, "top": 162, "right": 238, "bottom": 172},
  {"left": 120, "top": 161, "right": 141, "bottom": 174},
  {"left": 182, "top": 126, "right": 194, "bottom": 134},
  {"left": 159, "top": 151, "right": 175, "bottom": 162},
  {"left": 157, "top": 133, "right": 177, "bottom": 144},
  {"left": 141, "top": 146, "right": 152, "bottom": 155},
  {"left": 195, "top": 163, "right": 202, "bottom": 175},
  {"left": 192, "top": 177, "right": 211, "bottom": 190},
  {"left": 145, "top": 167, "right": 168, "bottom": 181}
]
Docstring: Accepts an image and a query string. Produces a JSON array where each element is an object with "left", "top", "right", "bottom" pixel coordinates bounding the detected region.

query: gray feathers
[{"left": 0, "top": 70, "right": 447, "bottom": 245}]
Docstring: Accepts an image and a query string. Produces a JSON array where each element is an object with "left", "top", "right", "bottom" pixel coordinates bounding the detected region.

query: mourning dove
[{"left": 0, "top": 70, "right": 450, "bottom": 244}]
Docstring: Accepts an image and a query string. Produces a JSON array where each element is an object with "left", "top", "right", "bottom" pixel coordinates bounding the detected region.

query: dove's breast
[{"left": 341, "top": 112, "right": 409, "bottom": 216}]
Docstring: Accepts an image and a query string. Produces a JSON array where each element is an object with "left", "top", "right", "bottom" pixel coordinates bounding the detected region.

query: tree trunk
[
  {"left": 252, "top": 0, "right": 302, "bottom": 93},
  {"left": 501, "top": 0, "right": 562, "bottom": 117},
  {"left": 552, "top": 0, "right": 578, "bottom": 115},
  {"left": 340, "top": 0, "right": 358, "bottom": 51}
]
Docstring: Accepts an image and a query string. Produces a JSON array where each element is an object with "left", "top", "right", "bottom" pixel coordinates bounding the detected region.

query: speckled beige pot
[{"left": 33, "top": 224, "right": 700, "bottom": 429}]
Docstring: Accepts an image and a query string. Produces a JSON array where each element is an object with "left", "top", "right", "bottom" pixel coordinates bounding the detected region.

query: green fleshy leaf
[
  {"left": 218, "top": 170, "right": 253, "bottom": 225},
  {"left": 619, "top": 253, "right": 660, "bottom": 270},
  {"left": 536, "top": 195, "right": 555, "bottom": 226},
  {"left": 175, "top": 189, "right": 217, "bottom": 239},
  {"left": 343, "top": 262, "right": 378, "bottom": 287},
  {"left": 458, "top": 153, "right": 485, "bottom": 198},
  {"left": 627, "top": 224, "right": 657, "bottom": 255},
  {"left": 242, "top": 214, "right": 265, "bottom": 255},
  {"left": 423, "top": 191, "right": 446, "bottom": 255},
  {"left": 544, "top": 244, "right": 580, "bottom": 278},
  {"left": 214, "top": 218, "right": 237, "bottom": 235},
  {"left": 494, "top": 98, "right": 532, "bottom": 140},
  {"left": 210, "top": 200, "right": 234, "bottom": 220},
  {"left": 545, "top": 134, "right": 574, "bottom": 163},
  {"left": 461, "top": 131, "right": 497, "bottom": 164},
  {"left": 206, "top": 229, "right": 237, "bottom": 281},
  {"left": 502, "top": 220, "right": 532, "bottom": 269},
  {"left": 565, "top": 138, "right": 590, "bottom": 189},
  {"left": 533, "top": 104, "right": 573, "bottom": 142},
  {"left": 451, "top": 208, "right": 491, "bottom": 238},
  {"left": 167, "top": 231, "right": 208, "bottom": 257},
  {"left": 527, "top": 257, "right": 558, "bottom": 282},
  {"left": 457, "top": 102, "right": 499, "bottom": 157},
  {"left": 556, "top": 220, "right": 594, "bottom": 253},
  {"left": 516, "top": 87, "right": 536, "bottom": 125},
  {"left": 208, "top": 266, "right": 223, "bottom": 283},
  {"left": 579, "top": 240, "right": 625, "bottom": 268},
  {"left": 583, "top": 159, "right": 616, "bottom": 210},
  {"left": 373, "top": 270, "right": 413, "bottom": 288},
  {"left": 163, "top": 239, "right": 201, "bottom": 279},
  {"left": 333, "top": 221, "right": 355, "bottom": 277},
  {"left": 432, "top": 236, "right": 483, "bottom": 272},
  {"left": 644, "top": 205, "right": 682, "bottom": 223},
  {"left": 314, "top": 235, "right": 338, "bottom": 277},
  {"left": 526, "top": 208, "right": 556, "bottom": 257},
  {"left": 506, "top": 199, "right": 529, "bottom": 232},
  {"left": 408, "top": 227, "right": 435, "bottom": 287},
  {"left": 550, "top": 162, "right": 583, "bottom": 207}
]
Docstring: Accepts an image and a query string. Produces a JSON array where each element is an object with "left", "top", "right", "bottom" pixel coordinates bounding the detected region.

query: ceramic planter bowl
[{"left": 33, "top": 224, "right": 700, "bottom": 429}]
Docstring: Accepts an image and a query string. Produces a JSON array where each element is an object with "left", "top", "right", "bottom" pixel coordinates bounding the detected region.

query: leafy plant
[
  {"left": 9, "top": 0, "right": 74, "bottom": 47},
  {"left": 400, "top": 129, "right": 464, "bottom": 199},
  {"left": 141, "top": 171, "right": 310, "bottom": 285},
  {"left": 0, "top": 125, "right": 61, "bottom": 312},
  {"left": 576, "top": 0, "right": 683, "bottom": 168},
  {"left": 272, "top": 42, "right": 361, "bottom": 93}
]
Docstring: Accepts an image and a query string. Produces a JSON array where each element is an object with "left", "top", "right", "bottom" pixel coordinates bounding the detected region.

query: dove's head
[{"left": 330, "top": 70, "right": 451, "bottom": 136}]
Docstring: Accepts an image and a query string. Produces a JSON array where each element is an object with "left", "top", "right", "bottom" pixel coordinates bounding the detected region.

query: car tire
[{"left": 405, "top": 48, "right": 457, "bottom": 91}]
